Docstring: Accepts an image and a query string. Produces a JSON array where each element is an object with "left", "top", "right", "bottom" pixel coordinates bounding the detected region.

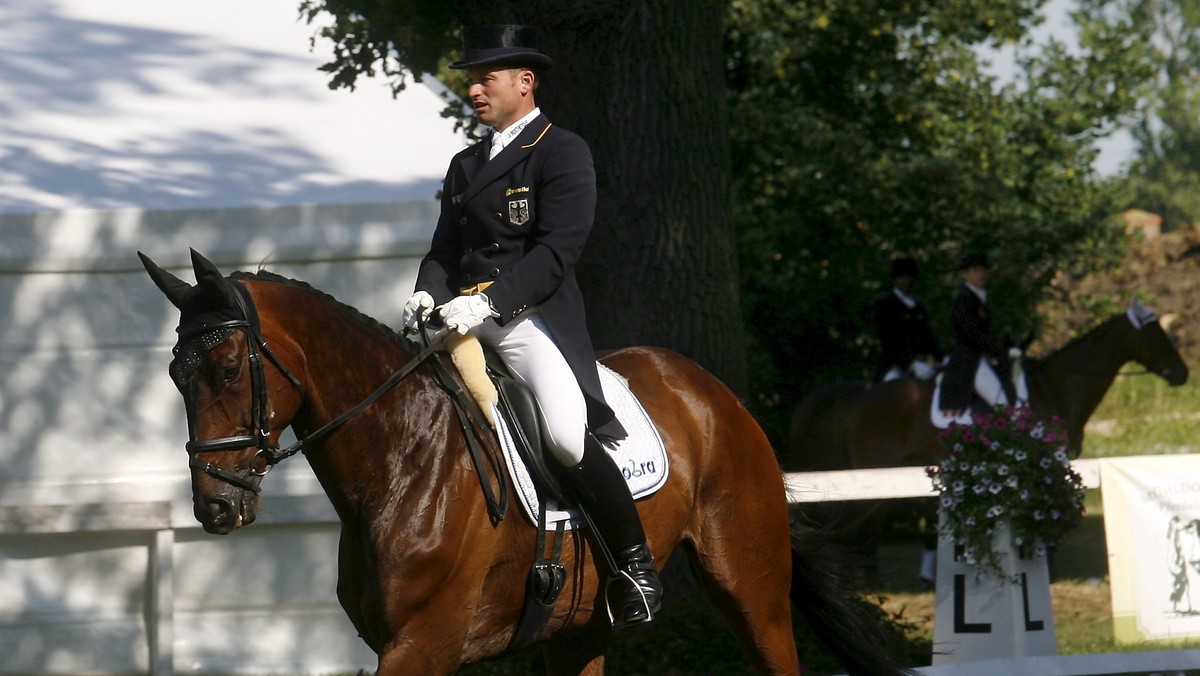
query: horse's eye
[{"left": 222, "top": 365, "right": 241, "bottom": 384}]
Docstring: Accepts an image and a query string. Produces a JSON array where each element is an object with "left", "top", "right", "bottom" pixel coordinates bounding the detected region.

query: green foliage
[
  {"left": 1092, "top": 0, "right": 1200, "bottom": 229},
  {"left": 298, "top": 0, "right": 459, "bottom": 94},
  {"left": 727, "top": 0, "right": 1148, "bottom": 434}
]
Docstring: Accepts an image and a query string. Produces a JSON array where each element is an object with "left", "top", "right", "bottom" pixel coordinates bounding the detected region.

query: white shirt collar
[
  {"left": 892, "top": 287, "right": 917, "bottom": 309},
  {"left": 490, "top": 107, "right": 541, "bottom": 158},
  {"left": 965, "top": 282, "right": 987, "bottom": 304}
]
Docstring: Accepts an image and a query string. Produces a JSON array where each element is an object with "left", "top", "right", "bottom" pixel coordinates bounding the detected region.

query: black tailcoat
[
  {"left": 416, "top": 114, "right": 625, "bottom": 440},
  {"left": 940, "top": 285, "right": 1009, "bottom": 410},
  {"left": 872, "top": 290, "right": 943, "bottom": 380}
]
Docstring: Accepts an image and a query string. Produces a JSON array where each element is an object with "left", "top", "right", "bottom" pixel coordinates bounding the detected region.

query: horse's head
[
  {"left": 140, "top": 250, "right": 304, "bottom": 534},
  {"left": 1126, "top": 299, "right": 1189, "bottom": 386}
]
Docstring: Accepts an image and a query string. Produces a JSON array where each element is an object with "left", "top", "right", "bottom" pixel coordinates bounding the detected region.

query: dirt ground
[{"left": 1038, "top": 220, "right": 1200, "bottom": 363}]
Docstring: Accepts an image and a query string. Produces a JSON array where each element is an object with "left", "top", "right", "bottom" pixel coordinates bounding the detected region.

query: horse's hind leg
[
  {"left": 688, "top": 498, "right": 800, "bottom": 675},
  {"left": 541, "top": 628, "right": 607, "bottom": 676}
]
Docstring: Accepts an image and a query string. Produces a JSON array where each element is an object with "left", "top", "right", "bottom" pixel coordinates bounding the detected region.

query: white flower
[
  {"left": 988, "top": 483, "right": 1003, "bottom": 494},
  {"left": 1014, "top": 450, "right": 1028, "bottom": 461}
]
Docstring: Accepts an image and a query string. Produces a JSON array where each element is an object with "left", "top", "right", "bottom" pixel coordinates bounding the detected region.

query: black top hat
[
  {"left": 449, "top": 25, "right": 554, "bottom": 71},
  {"left": 888, "top": 257, "right": 920, "bottom": 279},
  {"left": 958, "top": 252, "right": 990, "bottom": 271}
]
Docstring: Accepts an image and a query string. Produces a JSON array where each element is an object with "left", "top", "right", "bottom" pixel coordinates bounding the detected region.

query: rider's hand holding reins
[
  {"left": 439, "top": 294, "right": 499, "bottom": 335},
  {"left": 402, "top": 291, "right": 435, "bottom": 333}
]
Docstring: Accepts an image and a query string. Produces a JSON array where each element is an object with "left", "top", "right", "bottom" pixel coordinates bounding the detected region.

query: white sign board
[
  {"left": 1101, "top": 455, "right": 1200, "bottom": 642},
  {"left": 932, "top": 516, "right": 1057, "bottom": 664}
]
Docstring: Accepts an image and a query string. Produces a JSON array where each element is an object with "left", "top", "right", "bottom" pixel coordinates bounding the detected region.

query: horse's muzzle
[{"left": 196, "top": 495, "right": 257, "bottom": 534}]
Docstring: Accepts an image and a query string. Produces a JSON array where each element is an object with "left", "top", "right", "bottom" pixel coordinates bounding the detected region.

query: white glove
[
  {"left": 402, "top": 291, "right": 435, "bottom": 333},
  {"left": 438, "top": 294, "right": 498, "bottom": 335},
  {"left": 910, "top": 360, "right": 936, "bottom": 380},
  {"left": 1008, "top": 347, "right": 1023, "bottom": 359}
]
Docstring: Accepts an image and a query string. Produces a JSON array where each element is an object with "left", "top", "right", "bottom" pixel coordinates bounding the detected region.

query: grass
[{"left": 1080, "top": 371, "right": 1200, "bottom": 457}]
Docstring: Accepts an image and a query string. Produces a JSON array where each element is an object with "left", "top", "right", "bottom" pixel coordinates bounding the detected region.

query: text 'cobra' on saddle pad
[{"left": 497, "top": 363, "right": 669, "bottom": 529}]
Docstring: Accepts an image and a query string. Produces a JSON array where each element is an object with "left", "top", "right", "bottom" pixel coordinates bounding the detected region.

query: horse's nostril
[{"left": 207, "top": 498, "right": 234, "bottom": 525}]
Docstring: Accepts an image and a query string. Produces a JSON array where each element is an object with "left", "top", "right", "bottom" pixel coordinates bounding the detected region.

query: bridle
[
  {"left": 173, "top": 282, "right": 303, "bottom": 493},
  {"left": 173, "top": 281, "right": 449, "bottom": 494}
]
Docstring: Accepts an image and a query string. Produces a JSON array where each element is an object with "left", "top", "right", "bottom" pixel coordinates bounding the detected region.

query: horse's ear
[
  {"left": 1127, "top": 298, "right": 1157, "bottom": 329},
  {"left": 189, "top": 249, "right": 240, "bottom": 307},
  {"left": 138, "top": 251, "right": 192, "bottom": 309}
]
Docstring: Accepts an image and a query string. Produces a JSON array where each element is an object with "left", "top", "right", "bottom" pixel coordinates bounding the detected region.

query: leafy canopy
[{"left": 727, "top": 0, "right": 1154, "bottom": 425}]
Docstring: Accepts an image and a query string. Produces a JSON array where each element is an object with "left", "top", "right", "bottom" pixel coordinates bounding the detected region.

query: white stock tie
[{"left": 489, "top": 133, "right": 504, "bottom": 160}]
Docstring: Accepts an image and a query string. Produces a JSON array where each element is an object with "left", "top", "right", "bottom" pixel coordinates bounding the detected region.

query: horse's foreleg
[{"left": 542, "top": 627, "right": 608, "bottom": 676}]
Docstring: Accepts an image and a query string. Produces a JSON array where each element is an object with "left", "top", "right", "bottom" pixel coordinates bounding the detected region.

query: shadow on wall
[{"left": 0, "top": 0, "right": 451, "bottom": 213}]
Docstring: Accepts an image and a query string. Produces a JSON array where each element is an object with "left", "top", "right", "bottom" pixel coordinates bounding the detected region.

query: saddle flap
[{"left": 494, "top": 376, "right": 567, "bottom": 503}]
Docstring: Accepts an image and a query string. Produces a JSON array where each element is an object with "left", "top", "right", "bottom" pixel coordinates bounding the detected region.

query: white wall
[{"left": 0, "top": 2, "right": 466, "bottom": 673}]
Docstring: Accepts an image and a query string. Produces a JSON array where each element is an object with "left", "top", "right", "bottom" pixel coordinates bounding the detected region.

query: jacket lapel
[
  {"left": 461, "top": 140, "right": 488, "bottom": 185},
  {"left": 461, "top": 115, "right": 552, "bottom": 205}
]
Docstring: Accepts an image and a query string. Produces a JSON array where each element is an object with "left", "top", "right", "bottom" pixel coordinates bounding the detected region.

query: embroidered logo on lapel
[{"left": 508, "top": 199, "right": 530, "bottom": 225}]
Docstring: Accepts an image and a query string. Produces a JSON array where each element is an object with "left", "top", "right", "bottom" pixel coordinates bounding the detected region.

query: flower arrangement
[{"left": 927, "top": 405, "right": 1086, "bottom": 580}]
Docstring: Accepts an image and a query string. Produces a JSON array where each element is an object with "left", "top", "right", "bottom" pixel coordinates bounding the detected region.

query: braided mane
[{"left": 230, "top": 269, "right": 408, "bottom": 349}]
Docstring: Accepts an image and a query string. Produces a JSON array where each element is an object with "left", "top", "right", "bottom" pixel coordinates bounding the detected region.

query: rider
[
  {"left": 400, "top": 24, "right": 662, "bottom": 627},
  {"left": 939, "top": 252, "right": 1019, "bottom": 413},
  {"left": 872, "top": 257, "right": 943, "bottom": 382}
]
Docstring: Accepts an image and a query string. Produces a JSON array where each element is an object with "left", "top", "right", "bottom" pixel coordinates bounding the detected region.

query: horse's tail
[{"left": 789, "top": 518, "right": 915, "bottom": 676}]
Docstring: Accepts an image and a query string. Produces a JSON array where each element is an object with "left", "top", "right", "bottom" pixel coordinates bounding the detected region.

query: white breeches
[{"left": 473, "top": 310, "right": 587, "bottom": 466}]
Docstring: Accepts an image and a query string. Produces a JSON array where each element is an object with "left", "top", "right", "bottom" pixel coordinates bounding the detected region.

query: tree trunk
[{"left": 461, "top": 0, "right": 746, "bottom": 394}]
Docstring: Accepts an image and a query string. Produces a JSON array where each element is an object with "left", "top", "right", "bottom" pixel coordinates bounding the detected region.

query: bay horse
[
  {"left": 139, "top": 250, "right": 905, "bottom": 676},
  {"left": 784, "top": 301, "right": 1188, "bottom": 473}
]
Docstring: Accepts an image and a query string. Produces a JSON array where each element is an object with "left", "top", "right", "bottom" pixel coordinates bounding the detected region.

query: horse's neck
[
  {"left": 1030, "top": 317, "right": 1128, "bottom": 441},
  {"left": 276, "top": 301, "right": 442, "bottom": 516}
]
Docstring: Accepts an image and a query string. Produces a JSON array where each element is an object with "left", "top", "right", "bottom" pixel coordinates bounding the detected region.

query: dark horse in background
[
  {"left": 139, "top": 250, "right": 907, "bottom": 676},
  {"left": 781, "top": 301, "right": 1188, "bottom": 578}
]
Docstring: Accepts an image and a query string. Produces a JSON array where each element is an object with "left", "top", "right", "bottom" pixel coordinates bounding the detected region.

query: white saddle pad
[
  {"left": 930, "top": 371, "right": 1030, "bottom": 429},
  {"left": 929, "top": 375, "right": 974, "bottom": 429},
  {"left": 495, "top": 363, "right": 669, "bottom": 529}
]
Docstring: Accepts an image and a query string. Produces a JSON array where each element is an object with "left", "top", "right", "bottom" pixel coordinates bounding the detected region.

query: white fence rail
[
  {"left": 784, "top": 458, "right": 1103, "bottom": 502},
  {"left": 0, "top": 460, "right": 1123, "bottom": 676}
]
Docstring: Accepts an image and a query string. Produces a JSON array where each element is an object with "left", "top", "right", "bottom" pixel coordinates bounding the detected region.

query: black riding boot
[{"left": 563, "top": 436, "right": 663, "bottom": 628}]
